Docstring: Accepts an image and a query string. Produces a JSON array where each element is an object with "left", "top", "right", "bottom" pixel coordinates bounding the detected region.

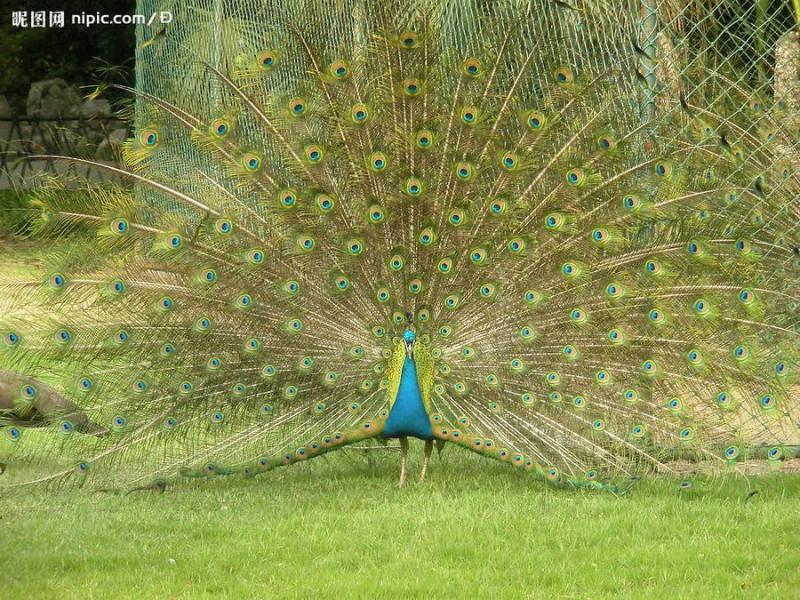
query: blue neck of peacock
[{"left": 382, "top": 330, "right": 434, "bottom": 440}]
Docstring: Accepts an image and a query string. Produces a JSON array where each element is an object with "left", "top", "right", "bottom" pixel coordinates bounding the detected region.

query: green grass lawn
[
  {"left": 1, "top": 449, "right": 799, "bottom": 599},
  {"left": 2, "top": 210, "right": 799, "bottom": 599}
]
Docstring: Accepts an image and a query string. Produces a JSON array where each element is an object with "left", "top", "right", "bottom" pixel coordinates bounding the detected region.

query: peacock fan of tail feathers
[{"left": 0, "top": 0, "right": 798, "bottom": 493}]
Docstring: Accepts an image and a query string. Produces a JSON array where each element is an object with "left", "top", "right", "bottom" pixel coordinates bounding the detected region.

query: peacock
[{"left": 1, "top": 0, "right": 798, "bottom": 493}]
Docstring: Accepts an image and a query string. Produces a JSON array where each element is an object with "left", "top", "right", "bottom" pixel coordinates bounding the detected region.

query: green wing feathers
[{"left": 0, "top": 0, "right": 798, "bottom": 491}]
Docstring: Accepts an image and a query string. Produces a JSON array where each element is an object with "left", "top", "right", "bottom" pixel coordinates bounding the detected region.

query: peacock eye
[
  {"left": 399, "top": 31, "right": 419, "bottom": 48},
  {"left": 256, "top": 50, "right": 278, "bottom": 71},
  {"left": 139, "top": 128, "right": 159, "bottom": 147},
  {"left": 329, "top": 60, "right": 350, "bottom": 79},
  {"left": 403, "top": 79, "right": 421, "bottom": 96},
  {"left": 289, "top": 98, "right": 307, "bottom": 115}
]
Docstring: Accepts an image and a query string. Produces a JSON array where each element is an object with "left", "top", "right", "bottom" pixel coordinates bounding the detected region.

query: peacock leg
[
  {"left": 398, "top": 436, "right": 409, "bottom": 487},
  {"left": 418, "top": 439, "right": 433, "bottom": 483},
  {"left": 434, "top": 439, "right": 447, "bottom": 457}
]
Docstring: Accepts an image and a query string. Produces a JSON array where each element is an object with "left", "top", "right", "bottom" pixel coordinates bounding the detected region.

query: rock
[
  {"left": 95, "top": 127, "right": 129, "bottom": 158},
  {"left": 774, "top": 30, "right": 799, "bottom": 117},
  {"left": 655, "top": 32, "right": 683, "bottom": 111},
  {"left": 26, "top": 78, "right": 82, "bottom": 118},
  {"left": 772, "top": 31, "right": 800, "bottom": 171},
  {"left": 0, "top": 370, "right": 106, "bottom": 435},
  {"left": 0, "top": 95, "right": 12, "bottom": 119},
  {"left": 0, "top": 95, "right": 13, "bottom": 157},
  {"left": 81, "top": 98, "right": 112, "bottom": 119}
]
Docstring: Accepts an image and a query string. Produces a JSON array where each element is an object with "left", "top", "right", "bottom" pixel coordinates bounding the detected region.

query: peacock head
[{"left": 403, "top": 329, "right": 416, "bottom": 355}]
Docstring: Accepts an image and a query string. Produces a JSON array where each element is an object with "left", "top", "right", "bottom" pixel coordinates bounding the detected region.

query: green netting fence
[
  {"left": 134, "top": 1, "right": 798, "bottom": 115},
  {"left": 130, "top": 0, "right": 798, "bottom": 217}
]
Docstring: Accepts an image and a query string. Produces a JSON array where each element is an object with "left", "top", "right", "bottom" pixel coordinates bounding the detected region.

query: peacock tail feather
[{"left": 1, "top": 0, "right": 798, "bottom": 492}]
